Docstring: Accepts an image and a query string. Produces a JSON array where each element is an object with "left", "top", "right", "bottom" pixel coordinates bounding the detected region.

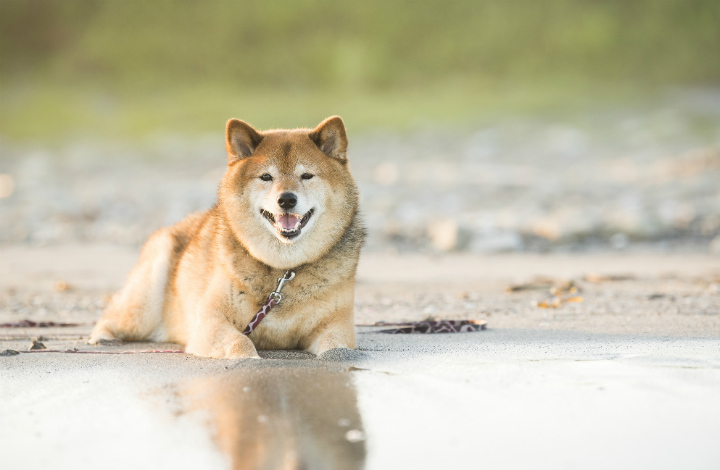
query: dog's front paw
[
  {"left": 225, "top": 349, "right": 261, "bottom": 360},
  {"left": 186, "top": 337, "right": 260, "bottom": 359},
  {"left": 88, "top": 323, "right": 116, "bottom": 345}
]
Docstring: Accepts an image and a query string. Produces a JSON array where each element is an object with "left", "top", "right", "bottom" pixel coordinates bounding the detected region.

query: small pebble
[
  {"left": 345, "top": 429, "right": 366, "bottom": 442},
  {"left": 54, "top": 280, "right": 71, "bottom": 292}
]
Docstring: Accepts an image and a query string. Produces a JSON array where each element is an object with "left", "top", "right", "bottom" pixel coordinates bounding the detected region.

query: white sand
[{"left": 1, "top": 246, "right": 719, "bottom": 469}]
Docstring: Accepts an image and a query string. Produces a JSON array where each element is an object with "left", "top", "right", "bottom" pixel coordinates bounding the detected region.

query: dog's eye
[
  {"left": 301, "top": 173, "right": 314, "bottom": 180},
  {"left": 259, "top": 174, "right": 273, "bottom": 182}
]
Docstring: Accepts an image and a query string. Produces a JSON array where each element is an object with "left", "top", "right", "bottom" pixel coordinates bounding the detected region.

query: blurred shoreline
[{"left": 1, "top": 91, "right": 718, "bottom": 255}]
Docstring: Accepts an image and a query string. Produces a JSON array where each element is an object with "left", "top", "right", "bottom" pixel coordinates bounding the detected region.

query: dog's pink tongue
[{"left": 278, "top": 214, "right": 299, "bottom": 230}]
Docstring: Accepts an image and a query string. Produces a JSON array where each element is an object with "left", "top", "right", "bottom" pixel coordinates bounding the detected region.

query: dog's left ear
[{"left": 309, "top": 116, "right": 348, "bottom": 162}]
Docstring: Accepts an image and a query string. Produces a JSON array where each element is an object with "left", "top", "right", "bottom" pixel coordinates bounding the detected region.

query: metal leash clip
[{"left": 269, "top": 271, "right": 295, "bottom": 303}]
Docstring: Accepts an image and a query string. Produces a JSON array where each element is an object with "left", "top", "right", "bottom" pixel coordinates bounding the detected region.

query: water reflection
[{"left": 179, "top": 364, "right": 366, "bottom": 470}]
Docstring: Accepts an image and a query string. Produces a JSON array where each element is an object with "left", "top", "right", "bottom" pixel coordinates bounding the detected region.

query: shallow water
[
  {"left": 2, "top": 331, "right": 720, "bottom": 470},
  {"left": 176, "top": 364, "right": 365, "bottom": 470}
]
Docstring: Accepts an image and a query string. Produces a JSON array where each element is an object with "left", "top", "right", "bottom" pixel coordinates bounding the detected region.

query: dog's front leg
[
  {"left": 305, "top": 315, "right": 356, "bottom": 356},
  {"left": 186, "top": 311, "right": 259, "bottom": 359},
  {"left": 184, "top": 292, "right": 260, "bottom": 359}
]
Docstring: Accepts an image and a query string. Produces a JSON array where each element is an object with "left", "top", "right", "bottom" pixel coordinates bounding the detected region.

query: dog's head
[{"left": 218, "top": 116, "right": 359, "bottom": 269}]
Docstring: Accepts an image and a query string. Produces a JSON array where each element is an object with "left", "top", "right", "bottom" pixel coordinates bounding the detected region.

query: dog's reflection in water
[{"left": 180, "top": 366, "right": 366, "bottom": 470}]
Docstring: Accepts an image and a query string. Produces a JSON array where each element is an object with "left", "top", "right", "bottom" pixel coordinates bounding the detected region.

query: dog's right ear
[{"left": 226, "top": 119, "right": 263, "bottom": 162}]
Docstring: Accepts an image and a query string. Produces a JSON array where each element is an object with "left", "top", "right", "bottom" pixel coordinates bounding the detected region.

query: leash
[
  {"left": 8, "top": 348, "right": 185, "bottom": 355},
  {"left": 0, "top": 320, "right": 88, "bottom": 328},
  {"left": 359, "top": 319, "right": 486, "bottom": 334},
  {"left": 242, "top": 270, "right": 295, "bottom": 335},
  {"left": 1, "top": 270, "right": 488, "bottom": 357}
]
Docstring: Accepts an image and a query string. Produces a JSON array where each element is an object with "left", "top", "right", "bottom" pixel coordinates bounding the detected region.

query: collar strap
[{"left": 243, "top": 270, "right": 295, "bottom": 335}]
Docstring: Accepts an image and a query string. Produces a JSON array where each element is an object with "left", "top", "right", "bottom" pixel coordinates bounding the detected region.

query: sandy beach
[
  {"left": 2, "top": 245, "right": 719, "bottom": 469},
  {"left": 3, "top": 4, "right": 720, "bottom": 469}
]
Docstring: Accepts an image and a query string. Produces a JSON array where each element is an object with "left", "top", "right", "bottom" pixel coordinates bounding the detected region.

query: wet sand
[{"left": 1, "top": 245, "right": 719, "bottom": 469}]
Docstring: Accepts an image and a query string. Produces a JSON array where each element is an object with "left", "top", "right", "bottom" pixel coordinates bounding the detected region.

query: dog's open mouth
[{"left": 260, "top": 208, "right": 314, "bottom": 239}]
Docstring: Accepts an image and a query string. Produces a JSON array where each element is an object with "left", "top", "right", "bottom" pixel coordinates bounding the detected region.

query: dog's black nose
[{"left": 277, "top": 192, "right": 297, "bottom": 210}]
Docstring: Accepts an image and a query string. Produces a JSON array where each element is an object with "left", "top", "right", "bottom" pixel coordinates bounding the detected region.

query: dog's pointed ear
[
  {"left": 309, "top": 116, "right": 348, "bottom": 162},
  {"left": 226, "top": 119, "right": 263, "bottom": 162}
]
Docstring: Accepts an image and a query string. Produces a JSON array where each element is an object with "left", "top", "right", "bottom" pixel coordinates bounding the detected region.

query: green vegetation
[{"left": 1, "top": 0, "right": 718, "bottom": 141}]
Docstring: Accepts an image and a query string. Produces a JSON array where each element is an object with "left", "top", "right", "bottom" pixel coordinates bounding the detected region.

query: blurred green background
[{"left": 1, "top": 0, "right": 719, "bottom": 141}]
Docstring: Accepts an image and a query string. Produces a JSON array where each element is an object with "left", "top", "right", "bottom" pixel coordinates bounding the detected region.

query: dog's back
[{"left": 90, "top": 211, "right": 207, "bottom": 343}]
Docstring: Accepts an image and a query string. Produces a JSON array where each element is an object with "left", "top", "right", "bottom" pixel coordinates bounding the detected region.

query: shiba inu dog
[{"left": 89, "top": 116, "right": 364, "bottom": 359}]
